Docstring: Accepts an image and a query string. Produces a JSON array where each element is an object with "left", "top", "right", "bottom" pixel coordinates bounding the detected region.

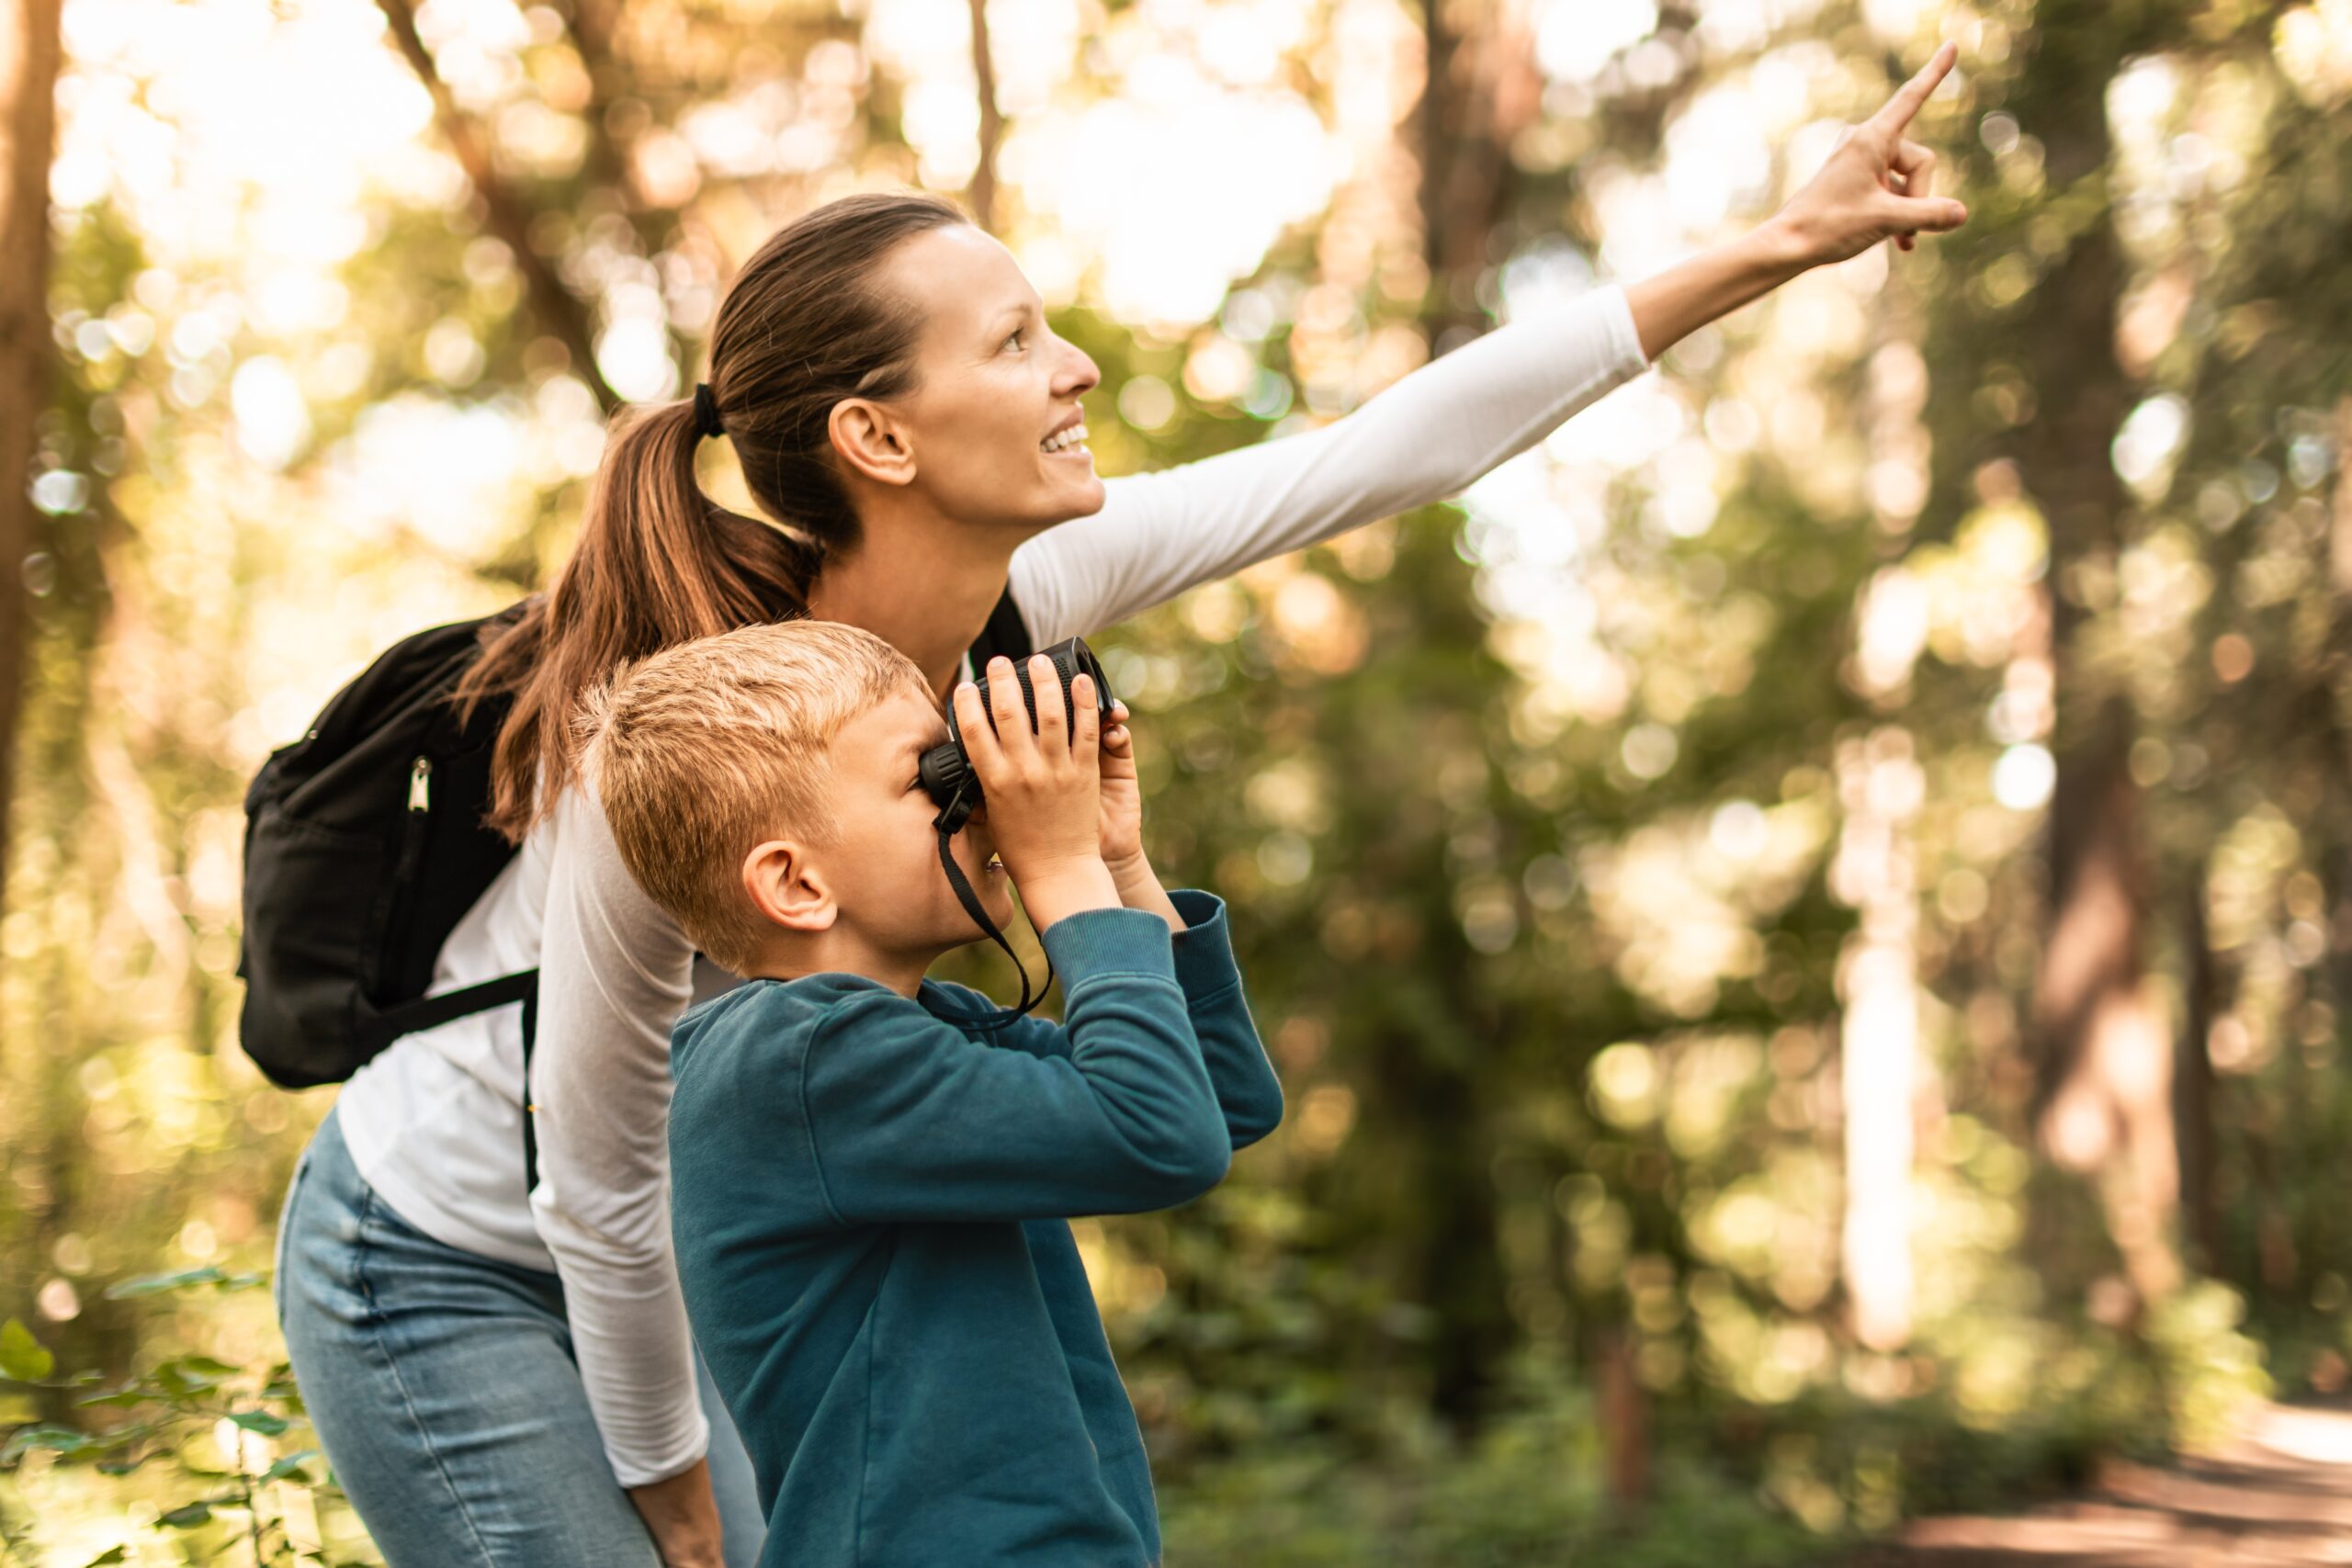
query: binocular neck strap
[{"left": 934, "top": 827, "right": 1054, "bottom": 1030}]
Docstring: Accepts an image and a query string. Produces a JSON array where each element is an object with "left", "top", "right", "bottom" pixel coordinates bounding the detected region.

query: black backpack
[
  {"left": 236, "top": 588, "right": 1034, "bottom": 1187},
  {"left": 236, "top": 598, "right": 537, "bottom": 1092}
]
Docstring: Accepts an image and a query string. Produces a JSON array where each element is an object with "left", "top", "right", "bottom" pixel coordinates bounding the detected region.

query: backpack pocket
[{"left": 239, "top": 806, "right": 385, "bottom": 1087}]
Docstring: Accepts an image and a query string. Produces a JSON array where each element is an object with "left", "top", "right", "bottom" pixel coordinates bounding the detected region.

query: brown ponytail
[{"left": 457, "top": 190, "right": 972, "bottom": 841}]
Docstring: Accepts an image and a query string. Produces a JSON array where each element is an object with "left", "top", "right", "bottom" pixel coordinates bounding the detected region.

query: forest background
[{"left": 2, "top": 0, "right": 2350, "bottom": 1561}]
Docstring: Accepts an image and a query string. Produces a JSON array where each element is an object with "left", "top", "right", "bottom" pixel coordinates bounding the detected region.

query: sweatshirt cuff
[
  {"left": 1164, "top": 889, "right": 1242, "bottom": 998},
  {"left": 1596, "top": 281, "right": 1651, "bottom": 373},
  {"left": 1038, "top": 904, "right": 1179, "bottom": 987},
  {"left": 604, "top": 1406, "right": 711, "bottom": 1490}
]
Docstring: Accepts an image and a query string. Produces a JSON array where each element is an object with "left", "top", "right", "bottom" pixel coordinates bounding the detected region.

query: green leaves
[
  {"left": 0, "top": 1318, "right": 54, "bottom": 1383},
  {"left": 151, "top": 1354, "right": 239, "bottom": 1394},
  {"left": 261, "top": 1447, "right": 321, "bottom": 1482},
  {"left": 103, "top": 1267, "right": 266, "bottom": 1300},
  {"left": 2, "top": 1424, "right": 92, "bottom": 1463}
]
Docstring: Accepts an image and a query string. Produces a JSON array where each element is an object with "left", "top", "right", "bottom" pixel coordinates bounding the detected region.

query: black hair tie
[{"left": 692, "top": 381, "right": 724, "bottom": 441}]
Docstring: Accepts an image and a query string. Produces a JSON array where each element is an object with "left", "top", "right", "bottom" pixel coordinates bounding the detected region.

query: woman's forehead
[{"left": 890, "top": 226, "right": 1033, "bottom": 341}]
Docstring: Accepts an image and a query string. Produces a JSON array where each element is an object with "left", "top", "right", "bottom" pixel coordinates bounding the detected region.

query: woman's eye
[{"left": 1003, "top": 329, "right": 1024, "bottom": 351}]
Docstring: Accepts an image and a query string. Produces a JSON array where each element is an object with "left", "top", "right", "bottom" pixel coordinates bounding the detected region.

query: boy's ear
[
  {"left": 742, "top": 839, "right": 838, "bottom": 934},
  {"left": 827, "top": 399, "right": 917, "bottom": 489}
]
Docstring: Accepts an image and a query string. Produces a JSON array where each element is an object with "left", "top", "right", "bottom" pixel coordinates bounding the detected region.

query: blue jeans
[{"left": 275, "top": 1106, "right": 766, "bottom": 1568}]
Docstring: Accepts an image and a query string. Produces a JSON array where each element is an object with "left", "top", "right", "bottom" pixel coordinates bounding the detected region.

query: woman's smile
[{"left": 1040, "top": 418, "right": 1091, "bottom": 463}]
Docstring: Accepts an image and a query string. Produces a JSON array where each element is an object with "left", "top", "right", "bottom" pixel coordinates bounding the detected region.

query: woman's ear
[
  {"left": 828, "top": 399, "right": 918, "bottom": 488},
  {"left": 742, "top": 839, "right": 837, "bottom": 934}
]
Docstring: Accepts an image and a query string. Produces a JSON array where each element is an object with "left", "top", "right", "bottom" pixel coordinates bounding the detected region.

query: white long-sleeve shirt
[{"left": 329, "top": 282, "right": 1650, "bottom": 1486}]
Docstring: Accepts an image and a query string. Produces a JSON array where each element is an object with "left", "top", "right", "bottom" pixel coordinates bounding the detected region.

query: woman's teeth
[{"left": 1040, "top": 422, "right": 1090, "bottom": 455}]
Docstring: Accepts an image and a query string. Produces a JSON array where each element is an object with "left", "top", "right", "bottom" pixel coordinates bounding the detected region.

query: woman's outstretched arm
[
  {"left": 1008, "top": 279, "right": 1649, "bottom": 646},
  {"left": 1009, "top": 44, "right": 1967, "bottom": 649}
]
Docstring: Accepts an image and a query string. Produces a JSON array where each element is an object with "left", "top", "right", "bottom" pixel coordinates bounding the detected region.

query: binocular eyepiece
[{"left": 918, "top": 636, "right": 1116, "bottom": 835}]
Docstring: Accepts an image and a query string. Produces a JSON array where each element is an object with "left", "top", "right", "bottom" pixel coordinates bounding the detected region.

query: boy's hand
[
  {"left": 955, "top": 655, "right": 1118, "bottom": 928},
  {"left": 1095, "top": 700, "right": 1187, "bottom": 935},
  {"left": 1096, "top": 698, "right": 1145, "bottom": 873}
]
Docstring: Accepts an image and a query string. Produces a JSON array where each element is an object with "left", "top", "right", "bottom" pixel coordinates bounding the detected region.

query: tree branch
[
  {"left": 375, "top": 0, "right": 623, "bottom": 412},
  {"left": 967, "top": 0, "right": 1001, "bottom": 232}
]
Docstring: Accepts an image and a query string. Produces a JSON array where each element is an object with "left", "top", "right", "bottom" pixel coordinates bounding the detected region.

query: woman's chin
[{"left": 1037, "top": 470, "right": 1106, "bottom": 523}]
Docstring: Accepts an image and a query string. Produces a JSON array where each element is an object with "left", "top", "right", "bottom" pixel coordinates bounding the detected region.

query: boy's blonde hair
[{"left": 574, "top": 618, "right": 934, "bottom": 973}]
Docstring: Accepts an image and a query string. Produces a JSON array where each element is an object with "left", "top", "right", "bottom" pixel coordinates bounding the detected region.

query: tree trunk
[
  {"left": 1392, "top": 0, "right": 1536, "bottom": 1431},
  {"left": 2177, "top": 859, "right": 2220, "bottom": 1272},
  {"left": 0, "top": 0, "right": 63, "bottom": 902},
  {"left": 1597, "top": 1325, "right": 1650, "bottom": 1510},
  {"left": 966, "top": 0, "right": 1001, "bottom": 233},
  {"left": 1417, "top": 0, "right": 1538, "bottom": 346},
  {"left": 2324, "top": 400, "right": 2352, "bottom": 1069},
  {"left": 2010, "top": 2, "right": 2179, "bottom": 1309},
  {"left": 1366, "top": 1021, "right": 1510, "bottom": 1425}
]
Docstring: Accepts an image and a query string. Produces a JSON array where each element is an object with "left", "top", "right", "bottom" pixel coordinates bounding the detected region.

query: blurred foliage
[
  {"left": 6, "top": 0, "right": 2352, "bottom": 1561},
  {"left": 1, "top": 1279, "right": 368, "bottom": 1566}
]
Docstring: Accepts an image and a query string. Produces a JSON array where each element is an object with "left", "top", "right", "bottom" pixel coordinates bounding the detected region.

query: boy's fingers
[
  {"left": 986, "top": 656, "right": 1034, "bottom": 761},
  {"left": 1030, "top": 655, "right": 1068, "bottom": 754},
  {"left": 1070, "top": 672, "right": 1099, "bottom": 759},
  {"left": 953, "top": 681, "right": 1006, "bottom": 778}
]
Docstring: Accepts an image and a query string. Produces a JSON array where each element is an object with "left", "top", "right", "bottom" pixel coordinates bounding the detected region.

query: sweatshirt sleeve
[
  {"left": 526, "top": 784, "right": 710, "bottom": 1488},
  {"left": 801, "top": 907, "right": 1231, "bottom": 1224},
  {"left": 1007, "top": 283, "right": 1650, "bottom": 647},
  {"left": 1162, "top": 889, "right": 1283, "bottom": 1150}
]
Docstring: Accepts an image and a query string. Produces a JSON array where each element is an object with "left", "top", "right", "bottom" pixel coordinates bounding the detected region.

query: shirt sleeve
[
  {"left": 1162, "top": 888, "right": 1284, "bottom": 1150},
  {"left": 1007, "top": 282, "right": 1651, "bottom": 646},
  {"left": 526, "top": 784, "right": 710, "bottom": 1488},
  {"left": 801, "top": 907, "right": 1232, "bottom": 1224},
  {"left": 923, "top": 897, "right": 1280, "bottom": 1154}
]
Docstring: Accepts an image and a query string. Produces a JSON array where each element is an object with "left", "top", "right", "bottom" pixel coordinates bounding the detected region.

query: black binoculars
[{"left": 918, "top": 636, "right": 1116, "bottom": 835}]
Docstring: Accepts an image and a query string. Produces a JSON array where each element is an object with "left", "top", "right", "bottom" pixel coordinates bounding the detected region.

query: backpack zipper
[
  {"left": 398, "top": 758, "right": 433, "bottom": 874},
  {"left": 372, "top": 757, "right": 435, "bottom": 1001}
]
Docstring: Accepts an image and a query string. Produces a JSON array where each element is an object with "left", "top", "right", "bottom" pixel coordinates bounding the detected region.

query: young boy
[{"left": 578, "top": 619, "right": 1283, "bottom": 1567}]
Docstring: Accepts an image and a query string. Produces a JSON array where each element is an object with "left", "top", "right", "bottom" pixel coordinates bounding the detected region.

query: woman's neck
[{"left": 803, "top": 517, "right": 1024, "bottom": 702}]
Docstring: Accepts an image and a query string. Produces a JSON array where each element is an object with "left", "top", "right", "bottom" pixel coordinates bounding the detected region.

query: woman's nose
[{"left": 1054, "top": 339, "right": 1100, "bottom": 398}]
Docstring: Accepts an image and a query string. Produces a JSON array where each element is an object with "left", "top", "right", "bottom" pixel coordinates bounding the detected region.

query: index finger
[
  {"left": 985, "top": 656, "right": 1036, "bottom": 760},
  {"left": 953, "top": 680, "right": 1007, "bottom": 778},
  {"left": 1871, "top": 40, "right": 1956, "bottom": 137}
]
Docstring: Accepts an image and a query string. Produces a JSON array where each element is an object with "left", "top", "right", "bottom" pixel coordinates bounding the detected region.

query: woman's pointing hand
[{"left": 1770, "top": 41, "right": 1970, "bottom": 267}]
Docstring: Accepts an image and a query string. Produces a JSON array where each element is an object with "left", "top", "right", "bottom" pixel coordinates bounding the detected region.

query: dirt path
[{"left": 1849, "top": 1403, "right": 2352, "bottom": 1566}]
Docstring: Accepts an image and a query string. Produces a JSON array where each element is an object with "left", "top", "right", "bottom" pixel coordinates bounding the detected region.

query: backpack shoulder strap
[{"left": 966, "top": 585, "right": 1033, "bottom": 669}]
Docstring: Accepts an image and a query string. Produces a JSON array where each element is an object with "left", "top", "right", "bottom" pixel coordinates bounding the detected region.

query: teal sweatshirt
[{"left": 667, "top": 888, "right": 1283, "bottom": 1568}]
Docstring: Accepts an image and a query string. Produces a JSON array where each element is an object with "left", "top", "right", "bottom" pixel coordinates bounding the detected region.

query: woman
[{"left": 273, "top": 45, "right": 1964, "bottom": 1568}]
